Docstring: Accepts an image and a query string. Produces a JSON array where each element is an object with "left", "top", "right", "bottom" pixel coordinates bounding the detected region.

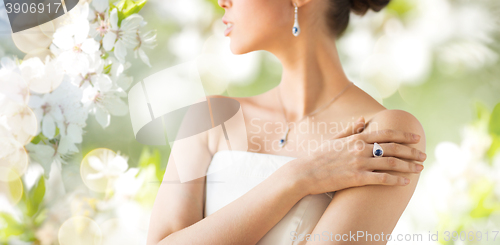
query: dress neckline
[{"left": 212, "top": 150, "right": 297, "bottom": 160}]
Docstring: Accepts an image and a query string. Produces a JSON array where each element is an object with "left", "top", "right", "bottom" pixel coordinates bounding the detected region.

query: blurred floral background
[{"left": 0, "top": 0, "right": 500, "bottom": 244}]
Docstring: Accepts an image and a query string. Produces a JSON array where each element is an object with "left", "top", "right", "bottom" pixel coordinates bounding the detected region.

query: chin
[{"left": 228, "top": 37, "right": 258, "bottom": 55}]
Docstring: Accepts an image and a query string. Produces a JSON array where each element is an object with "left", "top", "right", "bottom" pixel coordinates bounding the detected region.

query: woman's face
[{"left": 218, "top": 0, "right": 295, "bottom": 54}]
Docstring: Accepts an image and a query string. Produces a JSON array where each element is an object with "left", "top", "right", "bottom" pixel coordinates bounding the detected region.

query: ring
[{"left": 373, "top": 143, "right": 384, "bottom": 157}]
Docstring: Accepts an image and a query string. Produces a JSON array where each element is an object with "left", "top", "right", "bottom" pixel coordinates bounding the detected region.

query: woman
[{"left": 147, "top": 0, "right": 426, "bottom": 244}]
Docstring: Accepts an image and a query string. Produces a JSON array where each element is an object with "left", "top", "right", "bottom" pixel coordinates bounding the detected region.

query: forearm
[{"left": 156, "top": 160, "right": 307, "bottom": 245}]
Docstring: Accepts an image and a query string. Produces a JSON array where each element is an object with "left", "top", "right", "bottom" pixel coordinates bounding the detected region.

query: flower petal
[
  {"left": 113, "top": 41, "right": 127, "bottom": 64},
  {"left": 58, "top": 135, "right": 79, "bottom": 155},
  {"left": 91, "top": 74, "right": 112, "bottom": 92},
  {"left": 86, "top": 172, "right": 104, "bottom": 180},
  {"left": 103, "top": 32, "right": 117, "bottom": 51},
  {"left": 92, "top": 0, "right": 109, "bottom": 13},
  {"left": 137, "top": 48, "right": 151, "bottom": 67},
  {"left": 81, "top": 39, "right": 100, "bottom": 55},
  {"left": 42, "top": 115, "right": 56, "bottom": 139},
  {"left": 95, "top": 106, "right": 110, "bottom": 128},
  {"left": 109, "top": 8, "right": 119, "bottom": 30},
  {"left": 88, "top": 156, "right": 105, "bottom": 171},
  {"left": 121, "top": 14, "right": 143, "bottom": 31},
  {"left": 103, "top": 96, "right": 128, "bottom": 116},
  {"left": 109, "top": 154, "right": 128, "bottom": 174},
  {"left": 116, "top": 75, "right": 133, "bottom": 90},
  {"left": 66, "top": 124, "right": 83, "bottom": 143}
]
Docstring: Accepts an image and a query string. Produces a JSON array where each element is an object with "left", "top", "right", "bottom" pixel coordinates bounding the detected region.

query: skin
[{"left": 147, "top": 0, "right": 427, "bottom": 244}]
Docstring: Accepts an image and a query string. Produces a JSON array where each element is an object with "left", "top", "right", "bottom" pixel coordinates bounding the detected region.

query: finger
[
  {"left": 359, "top": 129, "right": 421, "bottom": 144},
  {"left": 366, "top": 143, "right": 426, "bottom": 162},
  {"left": 329, "top": 116, "right": 365, "bottom": 140},
  {"left": 364, "top": 157, "right": 424, "bottom": 173},
  {"left": 362, "top": 172, "right": 410, "bottom": 186}
]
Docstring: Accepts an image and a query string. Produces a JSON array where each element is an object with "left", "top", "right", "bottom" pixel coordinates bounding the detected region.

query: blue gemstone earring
[{"left": 292, "top": 3, "right": 300, "bottom": 37}]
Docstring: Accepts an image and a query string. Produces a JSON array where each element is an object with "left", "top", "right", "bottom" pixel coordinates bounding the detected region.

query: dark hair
[{"left": 326, "top": 0, "right": 390, "bottom": 38}]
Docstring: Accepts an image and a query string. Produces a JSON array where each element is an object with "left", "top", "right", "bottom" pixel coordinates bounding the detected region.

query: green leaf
[
  {"left": 103, "top": 63, "right": 112, "bottom": 74},
  {"left": 0, "top": 212, "right": 24, "bottom": 241},
  {"left": 101, "top": 52, "right": 109, "bottom": 59},
  {"left": 30, "top": 135, "right": 41, "bottom": 144},
  {"left": 487, "top": 135, "right": 500, "bottom": 159},
  {"left": 112, "top": 0, "right": 147, "bottom": 26},
  {"left": 489, "top": 102, "right": 500, "bottom": 136},
  {"left": 31, "top": 177, "right": 45, "bottom": 208},
  {"left": 386, "top": 0, "right": 415, "bottom": 19},
  {"left": 475, "top": 101, "right": 491, "bottom": 123},
  {"left": 487, "top": 103, "right": 500, "bottom": 158},
  {"left": 469, "top": 178, "right": 498, "bottom": 219},
  {"left": 27, "top": 177, "right": 45, "bottom": 217},
  {"left": 137, "top": 147, "right": 164, "bottom": 181},
  {"left": 122, "top": 0, "right": 147, "bottom": 17},
  {"left": 33, "top": 208, "right": 48, "bottom": 227},
  {"left": 30, "top": 133, "right": 48, "bottom": 144}
]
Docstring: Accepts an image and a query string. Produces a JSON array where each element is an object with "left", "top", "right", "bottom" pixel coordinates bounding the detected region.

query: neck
[{"left": 272, "top": 34, "right": 351, "bottom": 122}]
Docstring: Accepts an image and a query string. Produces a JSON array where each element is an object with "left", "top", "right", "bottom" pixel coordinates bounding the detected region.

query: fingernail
[
  {"left": 413, "top": 134, "right": 420, "bottom": 141},
  {"left": 357, "top": 116, "right": 364, "bottom": 122},
  {"left": 419, "top": 152, "right": 426, "bottom": 161},
  {"left": 404, "top": 178, "right": 410, "bottom": 185},
  {"left": 415, "top": 164, "right": 423, "bottom": 172}
]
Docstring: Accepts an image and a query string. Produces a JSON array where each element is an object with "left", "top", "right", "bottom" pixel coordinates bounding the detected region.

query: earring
[{"left": 292, "top": 3, "right": 300, "bottom": 36}]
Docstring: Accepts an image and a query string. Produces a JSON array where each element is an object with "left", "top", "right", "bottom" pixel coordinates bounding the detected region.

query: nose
[{"left": 217, "top": 0, "right": 231, "bottom": 9}]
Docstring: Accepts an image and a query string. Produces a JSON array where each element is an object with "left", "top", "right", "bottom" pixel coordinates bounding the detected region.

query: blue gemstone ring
[{"left": 373, "top": 143, "right": 384, "bottom": 157}]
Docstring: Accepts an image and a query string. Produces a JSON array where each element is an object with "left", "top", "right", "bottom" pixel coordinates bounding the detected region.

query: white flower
[
  {"left": 0, "top": 60, "right": 29, "bottom": 106},
  {"left": 134, "top": 30, "right": 157, "bottom": 67},
  {"left": 29, "top": 79, "right": 87, "bottom": 156},
  {"left": 72, "top": 53, "right": 112, "bottom": 90},
  {"left": 80, "top": 57, "right": 128, "bottom": 129},
  {"left": 52, "top": 38, "right": 100, "bottom": 77},
  {"left": 89, "top": 0, "right": 110, "bottom": 22},
  {"left": 88, "top": 0, "right": 111, "bottom": 39},
  {"left": 0, "top": 101, "right": 37, "bottom": 145},
  {"left": 113, "top": 168, "right": 144, "bottom": 197},
  {"left": 0, "top": 123, "right": 29, "bottom": 178},
  {"left": 25, "top": 142, "right": 61, "bottom": 177},
  {"left": 103, "top": 9, "right": 143, "bottom": 63},
  {"left": 99, "top": 202, "right": 150, "bottom": 244},
  {"left": 19, "top": 56, "right": 64, "bottom": 94},
  {"left": 87, "top": 152, "right": 128, "bottom": 180},
  {"left": 51, "top": 3, "right": 100, "bottom": 76},
  {"left": 29, "top": 94, "right": 64, "bottom": 140},
  {"left": 81, "top": 84, "right": 128, "bottom": 128},
  {"left": 109, "top": 59, "right": 133, "bottom": 90}
]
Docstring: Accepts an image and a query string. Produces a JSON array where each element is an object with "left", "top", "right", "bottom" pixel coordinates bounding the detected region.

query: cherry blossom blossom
[
  {"left": 86, "top": 152, "right": 128, "bottom": 180},
  {"left": 103, "top": 8, "right": 142, "bottom": 64}
]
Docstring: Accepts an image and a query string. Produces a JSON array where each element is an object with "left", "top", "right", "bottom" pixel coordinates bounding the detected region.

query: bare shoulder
[
  {"left": 366, "top": 109, "right": 426, "bottom": 153},
  {"left": 369, "top": 109, "right": 423, "bottom": 129},
  {"left": 347, "top": 86, "right": 426, "bottom": 148}
]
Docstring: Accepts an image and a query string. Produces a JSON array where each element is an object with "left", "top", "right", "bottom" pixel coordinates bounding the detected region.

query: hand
[{"left": 291, "top": 116, "right": 426, "bottom": 196}]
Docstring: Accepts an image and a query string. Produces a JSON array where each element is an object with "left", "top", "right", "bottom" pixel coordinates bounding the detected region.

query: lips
[
  {"left": 224, "top": 23, "right": 233, "bottom": 36},
  {"left": 222, "top": 17, "right": 233, "bottom": 36}
]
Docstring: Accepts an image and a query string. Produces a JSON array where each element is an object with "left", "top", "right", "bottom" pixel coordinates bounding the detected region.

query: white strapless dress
[{"left": 204, "top": 150, "right": 336, "bottom": 244}]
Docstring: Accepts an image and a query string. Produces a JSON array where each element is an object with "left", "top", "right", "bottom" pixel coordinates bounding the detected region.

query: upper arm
[
  {"left": 146, "top": 95, "right": 247, "bottom": 244},
  {"left": 146, "top": 117, "right": 213, "bottom": 245},
  {"left": 146, "top": 146, "right": 212, "bottom": 245},
  {"left": 307, "top": 109, "right": 426, "bottom": 244}
]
